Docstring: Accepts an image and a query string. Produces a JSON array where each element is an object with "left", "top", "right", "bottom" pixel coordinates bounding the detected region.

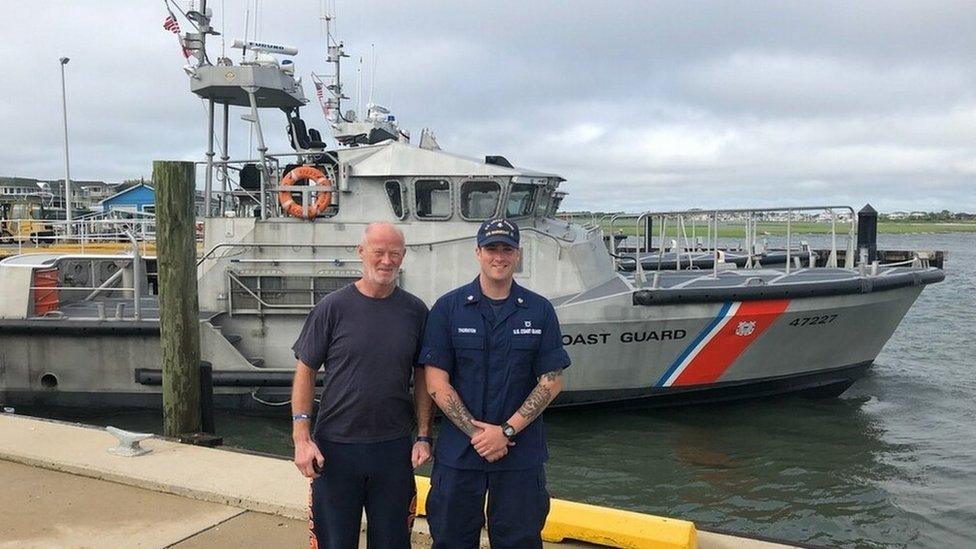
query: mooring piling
[{"left": 153, "top": 160, "right": 202, "bottom": 438}]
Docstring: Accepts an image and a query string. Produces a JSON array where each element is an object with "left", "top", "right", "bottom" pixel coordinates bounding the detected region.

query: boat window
[
  {"left": 550, "top": 193, "right": 565, "bottom": 216},
  {"left": 415, "top": 179, "right": 452, "bottom": 219},
  {"left": 460, "top": 180, "right": 500, "bottom": 220},
  {"left": 505, "top": 183, "right": 535, "bottom": 217},
  {"left": 385, "top": 180, "right": 405, "bottom": 219},
  {"left": 534, "top": 190, "right": 552, "bottom": 218}
]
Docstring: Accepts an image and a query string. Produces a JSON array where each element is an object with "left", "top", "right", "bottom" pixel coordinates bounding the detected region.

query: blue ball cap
[{"left": 477, "top": 218, "right": 520, "bottom": 248}]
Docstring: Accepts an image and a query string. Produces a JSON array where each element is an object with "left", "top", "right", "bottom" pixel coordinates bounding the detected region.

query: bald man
[{"left": 291, "top": 223, "right": 434, "bottom": 549}]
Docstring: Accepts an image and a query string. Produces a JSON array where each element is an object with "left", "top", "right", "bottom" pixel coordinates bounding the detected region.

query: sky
[{"left": 2, "top": 1, "right": 975, "bottom": 213}]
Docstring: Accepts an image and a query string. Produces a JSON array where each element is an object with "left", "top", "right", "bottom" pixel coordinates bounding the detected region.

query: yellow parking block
[{"left": 414, "top": 475, "right": 696, "bottom": 549}]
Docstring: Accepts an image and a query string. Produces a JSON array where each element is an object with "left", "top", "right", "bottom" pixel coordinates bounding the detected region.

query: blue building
[{"left": 99, "top": 183, "right": 155, "bottom": 214}]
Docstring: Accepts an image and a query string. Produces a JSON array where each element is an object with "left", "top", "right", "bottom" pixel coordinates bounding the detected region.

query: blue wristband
[
  {"left": 416, "top": 435, "right": 434, "bottom": 445},
  {"left": 292, "top": 413, "right": 312, "bottom": 421}
]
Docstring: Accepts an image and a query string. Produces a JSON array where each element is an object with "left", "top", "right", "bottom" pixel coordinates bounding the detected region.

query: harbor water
[{"left": 18, "top": 233, "right": 974, "bottom": 548}]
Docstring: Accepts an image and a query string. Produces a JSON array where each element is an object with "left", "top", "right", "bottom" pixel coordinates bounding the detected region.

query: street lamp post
[{"left": 59, "top": 57, "right": 72, "bottom": 235}]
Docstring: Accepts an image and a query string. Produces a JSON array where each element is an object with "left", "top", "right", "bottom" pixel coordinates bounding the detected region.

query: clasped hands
[{"left": 470, "top": 419, "right": 515, "bottom": 463}]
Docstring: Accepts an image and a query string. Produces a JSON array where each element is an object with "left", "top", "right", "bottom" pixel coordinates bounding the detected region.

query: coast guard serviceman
[{"left": 422, "top": 218, "right": 571, "bottom": 549}]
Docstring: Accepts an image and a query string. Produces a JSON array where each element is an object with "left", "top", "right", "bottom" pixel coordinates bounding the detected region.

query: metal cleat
[{"left": 106, "top": 426, "right": 153, "bottom": 457}]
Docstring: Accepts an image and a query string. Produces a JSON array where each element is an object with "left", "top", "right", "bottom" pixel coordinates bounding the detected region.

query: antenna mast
[{"left": 314, "top": 6, "right": 349, "bottom": 124}]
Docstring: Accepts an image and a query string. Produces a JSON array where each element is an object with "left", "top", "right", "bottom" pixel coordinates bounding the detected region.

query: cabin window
[
  {"left": 505, "top": 183, "right": 535, "bottom": 217},
  {"left": 534, "top": 190, "right": 552, "bottom": 218},
  {"left": 460, "top": 180, "right": 500, "bottom": 220},
  {"left": 385, "top": 180, "right": 406, "bottom": 219},
  {"left": 415, "top": 179, "right": 452, "bottom": 219},
  {"left": 550, "top": 193, "right": 565, "bottom": 215}
]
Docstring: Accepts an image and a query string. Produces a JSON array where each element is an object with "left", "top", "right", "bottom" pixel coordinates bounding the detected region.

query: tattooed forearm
[
  {"left": 516, "top": 369, "right": 563, "bottom": 422},
  {"left": 517, "top": 384, "right": 552, "bottom": 421},
  {"left": 444, "top": 392, "right": 479, "bottom": 436}
]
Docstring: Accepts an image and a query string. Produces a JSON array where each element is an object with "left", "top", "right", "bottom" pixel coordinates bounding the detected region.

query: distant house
[
  {"left": 99, "top": 183, "right": 156, "bottom": 214},
  {"left": 79, "top": 181, "right": 117, "bottom": 205},
  {"left": 0, "top": 177, "right": 43, "bottom": 199},
  {"left": 886, "top": 211, "right": 909, "bottom": 220},
  {"left": 909, "top": 211, "right": 927, "bottom": 219},
  {"left": 38, "top": 179, "right": 113, "bottom": 212}
]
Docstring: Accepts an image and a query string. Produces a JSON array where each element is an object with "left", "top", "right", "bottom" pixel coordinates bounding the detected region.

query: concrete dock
[{"left": 0, "top": 413, "right": 795, "bottom": 548}]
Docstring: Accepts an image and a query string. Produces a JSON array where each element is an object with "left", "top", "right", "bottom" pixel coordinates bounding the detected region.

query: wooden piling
[{"left": 153, "top": 160, "right": 202, "bottom": 437}]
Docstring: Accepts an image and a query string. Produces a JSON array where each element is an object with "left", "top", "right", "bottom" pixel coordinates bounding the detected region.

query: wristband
[
  {"left": 292, "top": 413, "right": 312, "bottom": 421},
  {"left": 416, "top": 435, "right": 434, "bottom": 445}
]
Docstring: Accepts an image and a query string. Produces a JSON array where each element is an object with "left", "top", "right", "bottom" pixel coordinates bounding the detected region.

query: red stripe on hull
[{"left": 672, "top": 299, "right": 791, "bottom": 386}]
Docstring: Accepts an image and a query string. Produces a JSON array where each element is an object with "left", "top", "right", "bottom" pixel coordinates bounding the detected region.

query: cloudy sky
[{"left": 2, "top": 1, "right": 975, "bottom": 213}]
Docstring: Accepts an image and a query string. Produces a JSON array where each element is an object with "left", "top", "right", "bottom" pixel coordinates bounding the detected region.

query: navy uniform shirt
[{"left": 420, "top": 277, "right": 571, "bottom": 471}]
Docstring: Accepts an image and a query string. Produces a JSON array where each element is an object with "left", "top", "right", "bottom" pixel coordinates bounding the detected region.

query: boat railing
[
  {"left": 26, "top": 250, "right": 147, "bottom": 321},
  {"left": 197, "top": 150, "right": 341, "bottom": 220},
  {"left": 1, "top": 216, "right": 159, "bottom": 256},
  {"left": 606, "top": 206, "right": 857, "bottom": 286}
]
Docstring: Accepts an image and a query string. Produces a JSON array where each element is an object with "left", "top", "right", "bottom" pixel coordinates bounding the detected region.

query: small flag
[
  {"left": 314, "top": 82, "right": 324, "bottom": 100},
  {"left": 163, "top": 14, "right": 181, "bottom": 34},
  {"left": 163, "top": 10, "right": 192, "bottom": 59}
]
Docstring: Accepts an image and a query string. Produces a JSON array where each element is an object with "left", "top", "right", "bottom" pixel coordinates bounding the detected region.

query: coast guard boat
[{"left": 0, "top": 5, "right": 944, "bottom": 410}]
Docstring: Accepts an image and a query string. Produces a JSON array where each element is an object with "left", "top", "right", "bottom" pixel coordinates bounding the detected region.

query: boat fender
[{"left": 278, "top": 166, "right": 333, "bottom": 220}]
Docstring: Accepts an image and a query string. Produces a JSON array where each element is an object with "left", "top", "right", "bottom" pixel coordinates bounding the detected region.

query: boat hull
[{"left": 0, "top": 284, "right": 923, "bottom": 411}]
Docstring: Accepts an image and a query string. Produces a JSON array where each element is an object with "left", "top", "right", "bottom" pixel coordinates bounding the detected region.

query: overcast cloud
[{"left": 2, "top": 1, "right": 975, "bottom": 212}]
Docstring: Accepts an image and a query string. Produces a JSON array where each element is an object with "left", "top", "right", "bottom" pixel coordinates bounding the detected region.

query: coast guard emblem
[
  {"left": 735, "top": 321, "right": 757, "bottom": 337},
  {"left": 524, "top": 321, "right": 532, "bottom": 328}
]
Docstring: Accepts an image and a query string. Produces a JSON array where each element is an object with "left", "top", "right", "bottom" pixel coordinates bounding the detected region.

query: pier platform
[{"left": 0, "top": 413, "right": 794, "bottom": 548}]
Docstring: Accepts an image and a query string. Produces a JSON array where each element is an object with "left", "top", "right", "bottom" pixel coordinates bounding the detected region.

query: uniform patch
[{"left": 457, "top": 327, "right": 477, "bottom": 334}]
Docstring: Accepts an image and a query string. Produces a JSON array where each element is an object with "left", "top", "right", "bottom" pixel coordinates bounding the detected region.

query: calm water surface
[{"left": 21, "top": 233, "right": 975, "bottom": 548}]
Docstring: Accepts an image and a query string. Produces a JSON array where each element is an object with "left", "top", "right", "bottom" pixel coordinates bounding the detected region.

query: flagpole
[{"left": 59, "top": 57, "right": 73, "bottom": 235}]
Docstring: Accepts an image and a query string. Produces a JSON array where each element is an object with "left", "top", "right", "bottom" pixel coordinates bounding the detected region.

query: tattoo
[
  {"left": 518, "top": 369, "right": 562, "bottom": 421},
  {"left": 517, "top": 384, "right": 552, "bottom": 421},
  {"left": 429, "top": 391, "right": 437, "bottom": 400},
  {"left": 541, "top": 369, "right": 563, "bottom": 382},
  {"left": 445, "top": 393, "right": 478, "bottom": 436}
]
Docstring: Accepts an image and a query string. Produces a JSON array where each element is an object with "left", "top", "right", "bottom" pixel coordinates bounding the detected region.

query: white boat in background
[{"left": 0, "top": 3, "right": 944, "bottom": 411}]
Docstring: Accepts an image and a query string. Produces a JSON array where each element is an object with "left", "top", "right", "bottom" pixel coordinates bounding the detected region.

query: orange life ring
[{"left": 278, "top": 166, "right": 333, "bottom": 219}]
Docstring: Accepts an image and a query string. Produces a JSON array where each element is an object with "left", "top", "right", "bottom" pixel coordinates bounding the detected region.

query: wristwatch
[{"left": 501, "top": 422, "right": 516, "bottom": 439}]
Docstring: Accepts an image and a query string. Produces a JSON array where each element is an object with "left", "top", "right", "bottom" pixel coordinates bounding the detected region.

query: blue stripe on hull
[{"left": 655, "top": 301, "right": 733, "bottom": 387}]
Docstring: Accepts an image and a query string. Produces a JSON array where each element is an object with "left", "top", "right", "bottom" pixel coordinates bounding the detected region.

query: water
[{"left": 18, "top": 233, "right": 975, "bottom": 548}]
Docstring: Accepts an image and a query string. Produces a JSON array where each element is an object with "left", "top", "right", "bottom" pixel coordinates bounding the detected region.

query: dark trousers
[
  {"left": 309, "top": 436, "right": 416, "bottom": 549},
  {"left": 426, "top": 463, "right": 550, "bottom": 549}
]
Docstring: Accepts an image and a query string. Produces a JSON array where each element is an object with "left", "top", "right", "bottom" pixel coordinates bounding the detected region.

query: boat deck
[{"left": 551, "top": 265, "right": 945, "bottom": 308}]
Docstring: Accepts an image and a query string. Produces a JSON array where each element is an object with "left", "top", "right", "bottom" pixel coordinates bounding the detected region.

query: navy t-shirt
[{"left": 292, "top": 283, "right": 428, "bottom": 443}]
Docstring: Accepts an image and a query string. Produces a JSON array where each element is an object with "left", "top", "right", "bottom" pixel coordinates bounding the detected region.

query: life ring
[{"left": 278, "top": 166, "right": 333, "bottom": 219}]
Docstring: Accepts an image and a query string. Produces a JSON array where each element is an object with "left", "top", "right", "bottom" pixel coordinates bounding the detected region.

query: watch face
[{"left": 503, "top": 425, "right": 516, "bottom": 437}]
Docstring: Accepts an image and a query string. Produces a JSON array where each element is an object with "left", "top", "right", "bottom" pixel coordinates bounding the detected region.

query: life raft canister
[{"left": 278, "top": 166, "right": 333, "bottom": 219}]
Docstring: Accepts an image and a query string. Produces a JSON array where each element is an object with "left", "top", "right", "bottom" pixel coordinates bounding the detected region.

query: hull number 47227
[{"left": 789, "top": 314, "right": 838, "bottom": 327}]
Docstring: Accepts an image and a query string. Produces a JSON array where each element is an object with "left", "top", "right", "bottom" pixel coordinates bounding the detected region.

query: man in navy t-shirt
[
  {"left": 291, "top": 222, "right": 433, "bottom": 549},
  {"left": 421, "top": 218, "right": 571, "bottom": 549}
]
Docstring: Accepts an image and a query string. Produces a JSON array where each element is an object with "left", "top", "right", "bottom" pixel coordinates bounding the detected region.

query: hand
[
  {"left": 412, "top": 440, "right": 432, "bottom": 469},
  {"left": 294, "top": 438, "right": 325, "bottom": 478},
  {"left": 470, "top": 420, "right": 515, "bottom": 462}
]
